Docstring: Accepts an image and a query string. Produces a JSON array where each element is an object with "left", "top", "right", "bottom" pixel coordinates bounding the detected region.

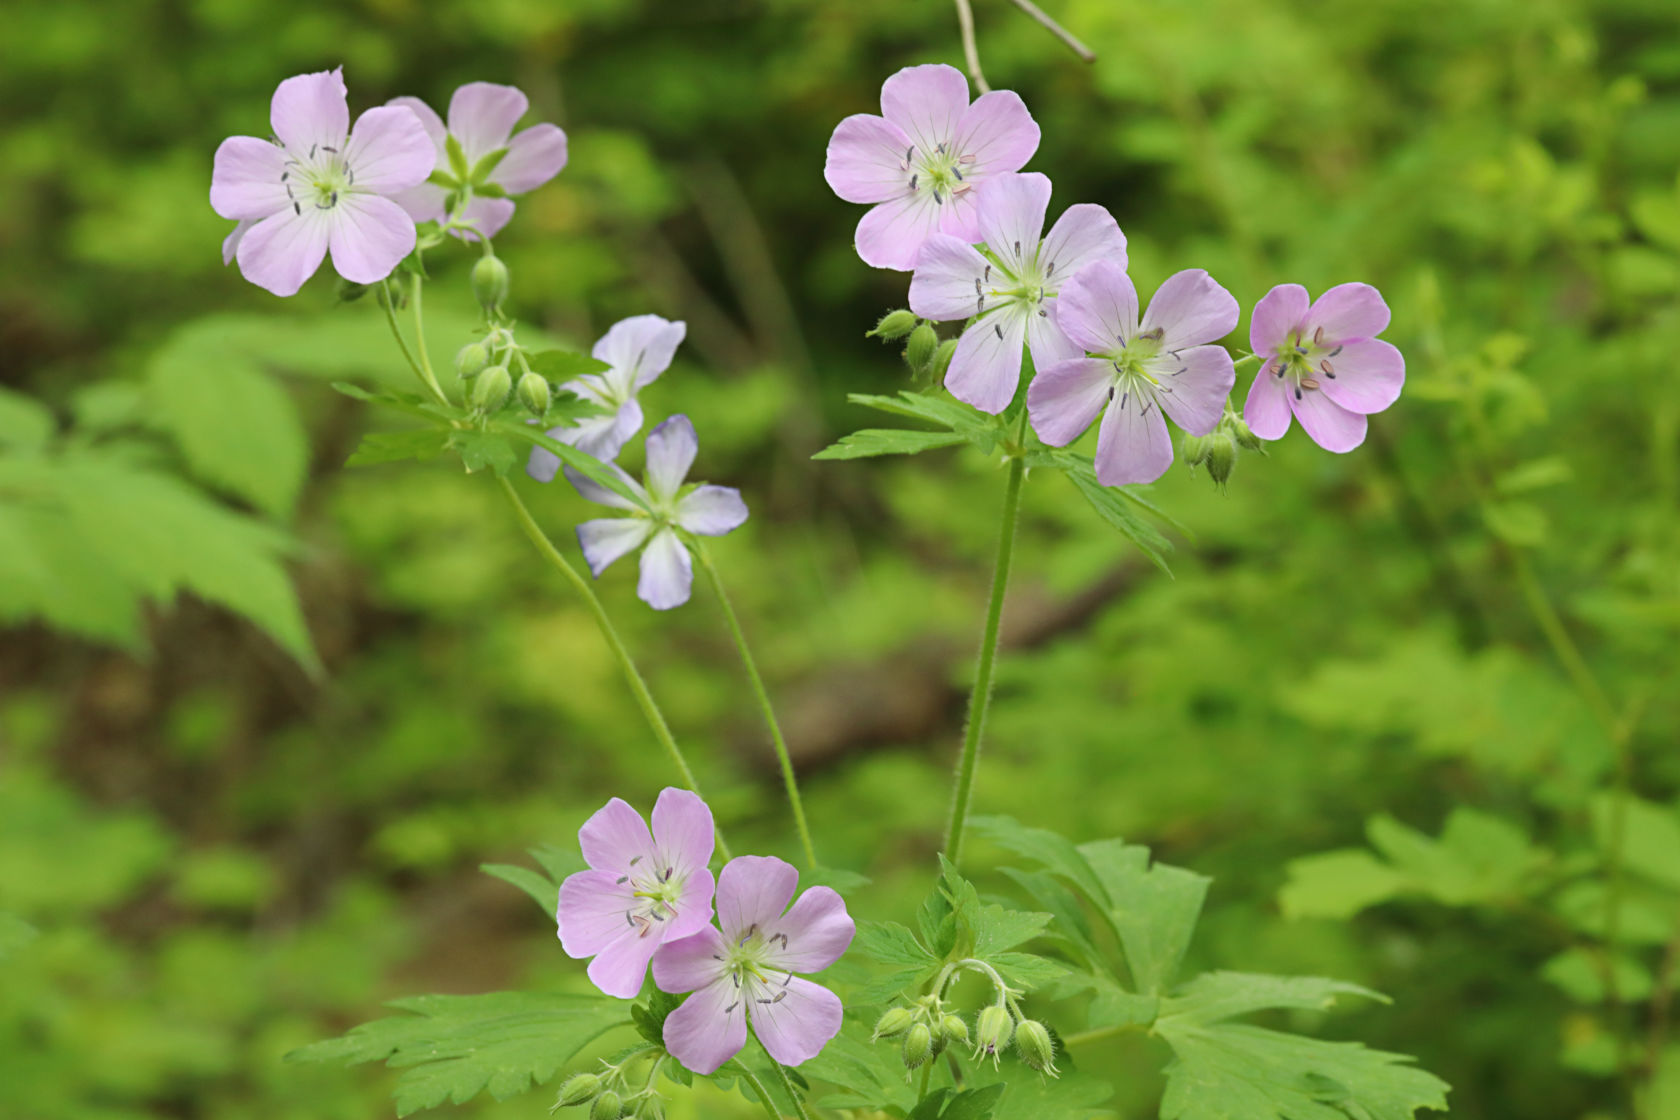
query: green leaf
[
  {"left": 804, "top": 1016, "right": 918, "bottom": 1112},
  {"left": 285, "top": 991, "right": 629, "bottom": 1117},
  {"left": 1366, "top": 809, "right": 1545, "bottom": 905},
  {"left": 1098, "top": 853, "right": 1208, "bottom": 995},
  {"left": 1064, "top": 463, "right": 1174, "bottom": 575},
  {"left": 812, "top": 428, "right": 968, "bottom": 460},
  {"left": 1482, "top": 500, "right": 1548, "bottom": 547},
  {"left": 1159, "top": 972, "right": 1389, "bottom": 1030},
  {"left": 346, "top": 429, "right": 450, "bottom": 467},
  {"left": 493, "top": 422, "right": 647, "bottom": 508},
  {"left": 527, "top": 349, "right": 613, "bottom": 379},
  {"left": 1540, "top": 948, "right": 1655, "bottom": 1004},
  {"left": 479, "top": 863, "right": 557, "bottom": 916},
  {"left": 909, "top": 1085, "right": 1006, "bottom": 1120},
  {"left": 843, "top": 391, "right": 1003, "bottom": 453},
  {"left": 965, "top": 1065, "right": 1115, "bottom": 1120},
  {"left": 1280, "top": 850, "right": 1411, "bottom": 920},
  {"left": 0, "top": 388, "right": 54, "bottom": 451},
  {"left": 631, "top": 989, "right": 683, "bottom": 1048},
  {"left": 971, "top": 815, "right": 1110, "bottom": 908},
  {"left": 448, "top": 430, "right": 517, "bottom": 476},
  {"left": 444, "top": 133, "right": 470, "bottom": 180},
  {"left": 1590, "top": 794, "right": 1680, "bottom": 892}
]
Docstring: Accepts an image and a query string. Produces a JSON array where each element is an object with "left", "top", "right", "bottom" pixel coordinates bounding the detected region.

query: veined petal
[
  {"left": 1152, "top": 344, "right": 1234, "bottom": 436},
  {"left": 651, "top": 927, "right": 730, "bottom": 994},
  {"left": 1291, "top": 387, "right": 1367, "bottom": 452},
  {"left": 1040, "top": 203, "right": 1125, "bottom": 291},
  {"left": 675, "top": 485, "right": 748, "bottom": 537},
  {"left": 1304, "top": 282, "right": 1390, "bottom": 343},
  {"left": 347, "top": 105, "right": 436, "bottom": 193},
  {"left": 637, "top": 528, "right": 694, "bottom": 610},
  {"left": 953, "top": 90, "right": 1039, "bottom": 176},
  {"left": 1028, "top": 357, "right": 1113, "bottom": 447},
  {"left": 578, "top": 797, "right": 658, "bottom": 874},
  {"left": 824, "top": 113, "right": 915, "bottom": 205},
  {"left": 716, "top": 855, "right": 799, "bottom": 941},
  {"left": 577, "top": 518, "right": 654, "bottom": 578},
  {"left": 1094, "top": 384, "right": 1173, "bottom": 486},
  {"left": 976, "top": 172, "right": 1051, "bottom": 275},
  {"left": 587, "top": 926, "right": 661, "bottom": 1000},
  {"left": 270, "top": 68, "right": 348, "bottom": 155},
  {"left": 644, "top": 415, "right": 698, "bottom": 503},
  {"left": 560, "top": 399, "right": 645, "bottom": 465},
  {"left": 593, "top": 314, "right": 687, "bottom": 393},
  {"left": 494, "top": 123, "right": 568, "bottom": 193},
  {"left": 945, "top": 306, "right": 1029, "bottom": 414},
  {"left": 935, "top": 185, "right": 984, "bottom": 244},
  {"left": 221, "top": 219, "right": 253, "bottom": 266},
  {"left": 1243, "top": 361, "right": 1293, "bottom": 440},
  {"left": 1054, "top": 259, "right": 1137, "bottom": 353},
  {"left": 451, "top": 194, "right": 516, "bottom": 242},
  {"left": 557, "top": 869, "right": 636, "bottom": 959},
  {"left": 667, "top": 868, "right": 716, "bottom": 941},
  {"left": 447, "top": 81, "right": 528, "bottom": 163},
  {"left": 385, "top": 95, "right": 446, "bottom": 151},
  {"left": 907, "top": 234, "right": 990, "bottom": 321},
  {"left": 1026, "top": 299, "right": 1081, "bottom": 372},
  {"left": 765, "top": 887, "right": 855, "bottom": 973},
  {"left": 566, "top": 462, "right": 648, "bottom": 510},
  {"left": 880, "top": 64, "right": 968, "bottom": 156},
  {"left": 749, "top": 977, "right": 844, "bottom": 1067},
  {"left": 854, "top": 193, "right": 941, "bottom": 272},
  {"left": 326, "top": 194, "right": 416, "bottom": 285},
  {"left": 1318, "top": 338, "right": 1404, "bottom": 415},
  {"left": 650, "top": 788, "right": 716, "bottom": 882},
  {"left": 1249, "top": 283, "right": 1308, "bottom": 354},
  {"left": 662, "top": 976, "right": 748, "bottom": 1074},
  {"left": 389, "top": 181, "right": 448, "bottom": 226},
  {"left": 1140, "top": 269, "right": 1239, "bottom": 350},
  {"left": 210, "top": 136, "right": 290, "bottom": 221},
  {"left": 236, "top": 206, "right": 331, "bottom": 297}
]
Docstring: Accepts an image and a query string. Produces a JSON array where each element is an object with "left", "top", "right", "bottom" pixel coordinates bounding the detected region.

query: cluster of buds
[
  {"left": 867, "top": 309, "right": 955, "bottom": 387},
  {"left": 552, "top": 1059, "right": 665, "bottom": 1120},
  {"left": 1181, "top": 408, "right": 1265, "bottom": 492},
  {"left": 873, "top": 994, "right": 971, "bottom": 1070},
  {"left": 454, "top": 323, "right": 552, "bottom": 420},
  {"left": 874, "top": 987, "right": 1059, "bottom": 1078}
]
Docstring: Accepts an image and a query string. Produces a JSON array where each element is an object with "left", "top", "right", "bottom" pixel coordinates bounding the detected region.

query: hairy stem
[
  {"left": 380, "top": 281, "right": 447, "bottom": 407},
  {"left": 699, "top": 547, "right": 818, "bottom": 868},
  {"left": 407, "top": 271, "right": 449, "bottom": 405},
  {"left": 1004, "top": 0, "right": 1096, "bottom": 61},
  {"left": 758, "top": 1037, "right": 815, "bottom": 1120},
  {"left": 732, "top": 1061, "right": 786, "bottom": 1120},
  {"left": 496, "top": 477, "right": 730, "bottom": 860},
  {"left": 953, "top": 0, "right": 989, "bottom": 93}
]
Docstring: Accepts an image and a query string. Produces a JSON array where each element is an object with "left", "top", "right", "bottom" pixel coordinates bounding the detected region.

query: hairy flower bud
[
  {"left": 872, "top": 1006, "right": 916, "bottom": 1041},
  {"left": 867, "top": 309, "right": 919, "bottom": 341},
  {"left": 931, "top": 339, "right": 957, "bottom": 382},
  {"left": 1015, "top": 1018, "right": 1059, "bottom": 1076},
  {"left": 1227, "top": 415, "right": 1263, "bottom": 452},
  {"left": 1180, "top": 433, "right": 1214, "bottom": 469},
  {"left": 974, "top": 1005, "right": 1013, "bottom": 1064},
  {"left": 455, "top": 341, "right": 491, "bottom": 380},
  {"left": 589, "top": 1089, "right": 623, "bottom": 1120},
  {"left": 517, "top": 371, "right": 552, "bottom": 417},
  {"left": 472, "top": 254, "right": 510, "bottom": 312},
  {"left": 1205, "top": 432, "right": 1238, "bottom": 488},
  {"left": 555, "top": 1073, "right": 601, "bottom": 1108},
  {"left": 901, "top": 1021, "right": 934, "bottom": 1069},
  {"left": 905, "top": 323, "right": 938, "bottom": 372},
  {"left": 939, "top": 1013, "right": 970, "bottom": 1048},
  {"left": 473, "top": 364, "right": 512, "bottom": 412}
]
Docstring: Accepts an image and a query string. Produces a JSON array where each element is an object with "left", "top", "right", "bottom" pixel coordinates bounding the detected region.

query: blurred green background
[{"left": 3, "top": 0, "right": 1680, "bottom": 1116}]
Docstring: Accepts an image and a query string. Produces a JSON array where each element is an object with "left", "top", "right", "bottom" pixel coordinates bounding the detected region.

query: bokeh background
[{"left": 3, "top": 0, "right": 1679, "bottom": 1116}]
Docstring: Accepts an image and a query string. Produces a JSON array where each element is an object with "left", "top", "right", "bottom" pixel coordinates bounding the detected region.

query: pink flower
[
  {"left": 210, "top": 68, "right": 436, "bottom": 297},
  {"left": 387, "top": 82, "right": 569, "bottom": 241},
  {"left": 1242, "top": 283, "right": 1405, "bottom": 452},
  {"left": 652, "top": 856, "right": 854, "bottom": 1074},
  {"left": 1029, "top": 261, "right": 1238, "bottom": 485},
  {"left": 824, "top": 64, "right": 1040, "bottom": 271},
  {"left": 909, "top": 172, "right": 1126, "bottom": 414},
  {"left": 557, "top": 788, "right": 718, "bottom": 1000}
]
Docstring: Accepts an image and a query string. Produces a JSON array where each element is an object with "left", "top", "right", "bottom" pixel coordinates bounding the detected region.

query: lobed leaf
[{"left": 812, "top": 428, "right": 968, "bottom": 460}]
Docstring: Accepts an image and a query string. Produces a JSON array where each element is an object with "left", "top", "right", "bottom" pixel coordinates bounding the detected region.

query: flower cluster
[
  {"left": 825, "top": 64, "right": 1405, "bottom": 472},
  {"left": 556, "top": 790, "right": 855, "bottom": 1075}
]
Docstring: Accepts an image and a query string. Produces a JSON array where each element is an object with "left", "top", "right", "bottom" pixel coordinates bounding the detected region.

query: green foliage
[{"left": 812, "top": 428, "right": 969, "bottom": 460}]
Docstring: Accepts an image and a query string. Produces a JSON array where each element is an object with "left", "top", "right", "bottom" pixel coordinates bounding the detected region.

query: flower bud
[
  {"left": 1179, "top": 433, "right": 1214, "bottom": 470},
  {"left": 901, "top": 1021, "right": 934, "bottom": 1069},
  {"left": 872, "top": 1006, "right": 916, "bottom": 1040},
  {"left": 472, "top": 364, "right": 512, "bottom": 412},
  {"left": 1015, "top": 1018, "right": 1059, "bottom": 1077},
  {"left": 1205, "top": 432, "right": 1238, "bottom": 488},
  {"left": 939, "top": 1013, "right": 970, "bottom": 1048},
  {"left": 974, "top": 1005, "right": 1013, "bottom": 1063},
  {"left": 1227, "top": 415, "right": 1263, "bottom": 452},
  {"left": 905, "top": 323, "right": 938, "bottom": 372},
  {"left": 455, "top": 341, "right": 491, "bottom": 380},
  {"left": 335, "top": 276, "right": 371, "bottom": 303},
  {"left": 867, "top": 309, "right": 918, "bottom": 340},
  {"left": 517, "top": 371, "right": 552, "bottom": 417},
  {"left": 472, "top": 254, "right": 510, "bottom": 312},
  {"left": 931, "top": 339, "right": 957, "bottom": 382},
  {"left": 555, "top": 1073, "right": 601, "bottom": 1108},
  {"left": 589, "top": 1090, "right": 623, "bottom": 1120}
]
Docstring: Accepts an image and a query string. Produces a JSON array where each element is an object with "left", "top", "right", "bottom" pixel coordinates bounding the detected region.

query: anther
[
  {"left": 1329, "top": 345, "right": 1343, "bottom": 357},
  {"left": 630, "top": 856, "right": 642, "bottom": 865},
  {"left": 932, "top": 187, "right": 943, "bottom": 205},
  {"left": 1313, "top": 326, "right": 1324, "bottom": 345},
  {"left": 662, "top": 867, "right": 673, "bottom": 882},
  {"left": 983, "top": 264, "right": 991, "bottom": 281},
  {"left": 976, "top": 296, "right": 985, "bottom": 313},
  {"left": 321, "top": 145, "right": 338, "bottom": 154},
  {"left": 975, "top": 278, "right": 982, "bottom": 295},
  {"left": 1037, "top": 309, "right": 1048, "bottom": 317},
  {"left": 616, "top": 875, "right": 628, "bottom": 885},
  {"left": 292, "top": 201, "right": 301, "bottom": 215},
  {"left": 1293, "top": 385, "right": 1303, "bottom": 400},
  {"left": 1121, "top": 391, "right": 1129, "bottom": 408},
  {"left": 725, "top": 1001, "right": 739, "bottom": 1014},
  {"left": 953, "top": 168, "right": 964, "bottom": 181},
  {"left": 280, "top": 170, "right": 288, "bottom": 182},
  {"left": 994, "top": 323, "right": 1003, "bottom": 340},
  {"left": 909, "top": 174, "right": 918, "bottom": 191},
  {"left": 1319, "top": 360, "right": 1335, "bottom": 377},
  {"left": 1013, "top": 241, "right": 1020, "bottom": 255}
]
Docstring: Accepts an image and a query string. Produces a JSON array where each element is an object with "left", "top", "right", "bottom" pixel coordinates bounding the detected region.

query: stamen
[
  {"left": 909, "top": 173, "right": 918, "bottom": 191},
  {"left": 1302, "top": 377, "right": 1320, "bottom": 390},
  {"left": 983, "top": 264, "right": 991, "bottom": 281},
  {"left": 1319, "top": 360, "right": 1335, "bottom": 378},
  {"left": 974, "top": 278, "right": 982, "bottom": 295},
  {"left": 725, "top": 1000, "right": 739, "bottom": 1014},
  {"left": 1107, "top": 386, "right": 1115, "bottom": 401},
  {"left": 976, "top": 296, "right": 985, "bottom": 313},
  {"left": 1313, "top": 326, "right": 1324, "bottom": 345},
  {"left": 1121, "top": 392, "right": 1129, "bottom": 408},
  {"left": 309, "top": 144, "right": 317, "bottom": 158},
  {"left": 661, "top": 868, "right": 673, "bottom": 882},
  {"left": 936, "top": 142, "right": 946, "bottom": 154},
  {"left": 759, "top": 992, "right": 787, "bottom": 1005},
  {"left": 1038, "top": 309, "right": 1048, "bottom": 317},
  {"left": 292, "top": 201, "right": 301, "bottom": 216},
  {"left": 1046, "top": 261, "right": 1056, "bottom": 276},
  {"left": 953, "top": 168, "right": 964, "bottom": 181},
  {"left": 616, "top": 876, "right": 628, "bottom": 885},
  {"left": 952, "top": 181, "right": 971, "bottom": 194},
  {"left": 321, "top": 145, "right": 338, "bottom": 154},
  {"left": 932, "top": 187, "right": 943, "bottom": 205},
  {"left": 905, "top": 145, "right": 914, "bottom": 164},
  {"left": 1295, "top": 345, "right": 1307, "bottom": 355},
  {"left": 960, "top": 154, "right": 976, "bottom": 164},
  {"left": 280, "top": 171, "right": 288, "bottom": 182},
  {"left": 1329, "top": 345, "right": 1343, "bottom": 357},
  {"left": 994, "top": 323, "right": 1003, "bottom": 340},
  {"left": 1013, "top": 240, "right": 1020, "bottom": 256},
  {"left": 630, "top": 856, "right": 641, "bottom": 865},
  {"left": 1141, "top": 401, "right": 1154, "bottom": 418},
  {"left": 625, "top": 913, "right": 636, "bottom": 928},
  {"left": 739, "top": 924, "right": 757, "bottom": 946},
  {"left": 346, "top": 168, "right": 354, "bottom": 186},
  {"left": 1293, "top": 385, "right": 1303, "bottom": 400},
  {"left": 1274, "top": 365, "right": 1285, "bottom": 378},
  {"left": 1175, "top": 367, "right": 1186, "bottom": 375}
]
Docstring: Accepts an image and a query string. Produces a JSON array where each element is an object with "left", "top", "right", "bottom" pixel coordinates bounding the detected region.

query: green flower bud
[
  {"left": 872, "top": 1006, "right": 916, "bottom": 1040},
  {"left": 974, "top": 1005, "right": 1014, "bottom": 1064},
  {"left": 1228, "top": 414, "right": 1264, "bottom": 452},
  {"left": 1015, "top": 1018, "right": 1059, "bottom": 1077},
  {"left": 632, "top": 1095, "right": 664, "bottom": 1120},
  {"left": 554, "top": 1073, "right": 601, "bottom": 1108},
  {"left": 939, "top": 1013, "right": 970, "bottom": 1048},
  {"left": 335, "top": 276, "right": 371, "bottom": 303},
  {"left": 867, "top": 309, "right": 919, "bottom": 340},
  {"left": 472, "top": 254, "right": 510, "bottom": 312},
  {"left": 901, "top": 1021, "right": 934, "bottom": 1069},
  {"left": 931, "top": 339, "right": 957, "bottom": 382},
  {"left": 589, "top": 1090, "right": 623, "bottom": 1120},
  {"left": 905, "top": 323, "right": 939, "bottom": 372},
  {"left": 1205, "top": 432, "right": 1238, "bottom": 488},
  {"left": 472, "top": 364, "right": 512, "bottom": 412},
  {"left": 1179, "top": 433, "right": 1214, "bottom": 470},
  {"left": 517, "top": 371, "right": 552, "bottom": 417},
  {"left": 455, "top": 341, "right": 491, "bottom": 380}
]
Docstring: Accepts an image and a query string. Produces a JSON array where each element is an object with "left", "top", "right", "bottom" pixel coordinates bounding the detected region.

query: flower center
[
  {"left": 902, "top": 142, "right": 975, "bottom": 206},
  {"left": 1272, "top": 326, "right": 1343, "bottom": 402},
  {"left": 717, "top": 924, "right": 794, "bottom": 1016},
  {"left": 618, "top": 856, "right": 685, "bottom": 938},
  {"left": 279, "top": 139, "right": 354, "bottom": 215}
]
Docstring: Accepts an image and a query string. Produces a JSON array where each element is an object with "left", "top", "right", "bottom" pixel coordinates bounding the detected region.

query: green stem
[
  {"left": 380, "top": 282, "right": 446, "bottom": 406},
  {"left": 943, "top": 417, "right": 1029, "bottom": 866},
  {"left": 407, "top": 272, "right": 449, "bottom": 405},
  {"left": 698, "top": 546, "right": 817, "bottom": 868},
  {"left": 731, "top": 1061, "right": 786, "bottom": 1120},
  {"left": 497, "top": 476, "right": 731, "bottom": 860},
  {"left": 762, "top": 1042, "right": 815, "bottom": 1120},
  {"left": 1061, "top": 1021, "right": 1147, "bottom": 1048}
]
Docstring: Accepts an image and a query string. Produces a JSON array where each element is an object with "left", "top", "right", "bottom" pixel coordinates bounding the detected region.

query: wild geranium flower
[
  {"left": 652, "top": 855, "right": 854, "bottom": 1074},
  {"left": 387, "top": 82, "right": 569, "bottom": 241},
  {"left": 557, "top": 788, "right": 717, "bottom": 1000},
  {"left": 569, "top": 415, "right": 748, "bottom": 611},
  {"left": 210, "top": 68, "right": 436, "bottom": 297},
  {"left": 1242, "top": 283, "right": 1405, "bottom": 452},
  {"left": 527, "top": 314, "right": 688, "bottom": 478},
  {"left": 909, "top": 172, "right": 1125, "bottom": 413},
  {"left": 824, "top": 63, "right": 1039, "bottom": 271},
  {"left": 1029, "top": 261, "right": 1238, "bottom": 485}
]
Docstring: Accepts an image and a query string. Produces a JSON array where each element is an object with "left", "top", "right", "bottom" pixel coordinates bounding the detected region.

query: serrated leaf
[
  {"left": 1064, "top": 463, "right": 1174, "bottom": 574},
  {"left": 448, "top": 430, "right": 517, "bottom": 476},
  {"left": 285, "top": 991, "right": 629, "bottom": 1117},
  {"left": 527, "top": 349, "right": 613, "bottom": 379},
  {"left": 812, "top": 428, "right": 968, "bottom": 460},
  {"left": 804, "top": 1017, "right": 918, "bottom": 1112},
  {"left": 479, "top": 863, "right": 558, "bottom": 916},
  {"left": 971, "top": 816, "right": 1110, "bottom": 908},
  {"left": 843, "top": 391, "right": 1002, "bottom": 452},
  {"left": 909, "top": 1085, "right": 1006, "bottom": 1120},
  {"left": 1280, "top": 850, "right": 1411, "bottom": 920},
  {"left": 347, "top": 429, "right": 450, "bottom": 467},
  {"left": 1160, "top": 972, "right": 1389, "bottom": 1030},
  {"left": 1100, "top": 856, "right": 1208, "bottom": 995},
  {"left": 855, "top": 921, "right": 936, "bottom": 967},
  {"left": 631, "top": 989, "right": 683, "bottom": 1047}
]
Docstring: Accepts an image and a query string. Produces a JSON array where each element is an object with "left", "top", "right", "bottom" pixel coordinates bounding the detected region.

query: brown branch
[{"left": 1005, "top": 0, "right": 1096, "bottom": 62}]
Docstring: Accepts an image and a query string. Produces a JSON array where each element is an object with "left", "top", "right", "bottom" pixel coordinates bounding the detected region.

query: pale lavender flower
[
  {"left": 652, "top": 855, "right": 854, "bottom": 1074},
  {"left": 557, "top": 788, "right": 717, "bottom": 1000},
  {"left": 526, "top": 315, "right": 687, "bottom": 480},
  {"left": 1029, "top": 261, "right": 1238, "bottom": 485},
  {"left": 210, "top": 68, "right": 436, "bottom": 296},
  {"left": 387, "top": 82, "right": 569, "bottom": 241},
  {"left": 570, "top": 415, "right": 747, "bottom": 611},
  {"left": 1242, "top": 283, "right": 1405, "bottom": 452},
  {"left": 824, "top": 63, "right": 1040, "bottom": 271},
  {"left": 909, "top": 172, "right": 1126, "bottom": 414}
]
